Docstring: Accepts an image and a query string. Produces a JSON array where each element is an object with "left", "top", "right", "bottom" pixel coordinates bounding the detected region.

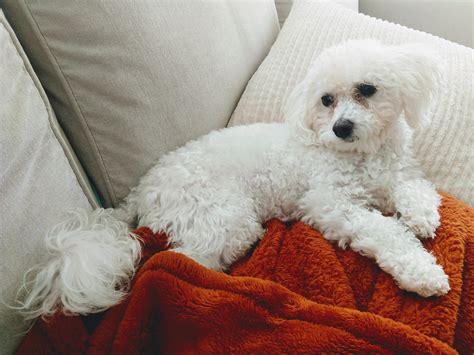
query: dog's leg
[
  {"left": 349, "top": 211, "right": 449, "bottom": 297},
  {"left": 391, "top": 178, "right": 441, "bottom": 239},
  {"left": 137, "top": 183, "right": 263, "bottom": 272},
  {"left": 169, "top": 213, "right": 264, "bottom": 272},
  {"left": 170, "top": 247, "right": 227, "bottom": 271},
  {"left": 299, "top": 189, "right": 449, "bottom": 297}
]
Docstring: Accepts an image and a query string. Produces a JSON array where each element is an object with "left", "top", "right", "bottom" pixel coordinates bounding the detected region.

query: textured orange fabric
[{"left": 18, "top": 193, "right": 473, "bottom": 353}]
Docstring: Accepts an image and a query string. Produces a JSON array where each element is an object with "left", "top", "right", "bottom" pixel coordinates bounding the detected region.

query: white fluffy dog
[{"left": 20, "top": 40, "right": 450, "bottom": 319}]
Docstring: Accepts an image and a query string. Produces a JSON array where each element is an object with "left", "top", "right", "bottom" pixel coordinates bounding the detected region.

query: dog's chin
[
  {"left": 319, "top": 130, "right": 380, "bottom": 154},
  {"left": 319, "top": 130, "right": 356, "bottom": 151}
]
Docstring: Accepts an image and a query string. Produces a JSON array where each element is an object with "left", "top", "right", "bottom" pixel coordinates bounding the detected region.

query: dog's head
[{"left": 285, "top": 40, "right": 444, "bottom": 153}]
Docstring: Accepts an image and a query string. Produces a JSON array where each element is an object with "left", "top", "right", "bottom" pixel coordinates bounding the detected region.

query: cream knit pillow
[{"left": 229, "top": 0, "right": 473, "bottom": 206}]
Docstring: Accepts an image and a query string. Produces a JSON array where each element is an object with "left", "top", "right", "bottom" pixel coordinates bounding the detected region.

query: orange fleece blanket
[{"left": 18, "top": 193, "right": 473, "bottom": 353}]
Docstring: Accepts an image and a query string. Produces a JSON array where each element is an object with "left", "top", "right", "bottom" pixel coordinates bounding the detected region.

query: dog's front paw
[
  {"left": 396, "top": 260, "right": 450, "bottom": 297},
  {"left": 398, "top": 209, "right": 441, "bottom": 239}
]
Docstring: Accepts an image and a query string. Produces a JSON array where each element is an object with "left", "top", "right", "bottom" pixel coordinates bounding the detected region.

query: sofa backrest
[{"left": 2, "top": 0, "right": 279, "bottom": 207}]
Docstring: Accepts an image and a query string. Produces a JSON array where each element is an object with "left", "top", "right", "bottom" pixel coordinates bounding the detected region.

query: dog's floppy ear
[
  {"left": 282, "top": 76, "right": 320, "bottom": 143},
  {"left": 393, "top": 44, "right": 445, "bottom": 129},
  {"left": 283, "top": 79, "right": 310, "bottom": 126}
]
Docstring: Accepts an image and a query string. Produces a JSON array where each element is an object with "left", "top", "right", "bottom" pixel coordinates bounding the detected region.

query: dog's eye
[
  {"left": 357, "top": 83, "right": 377, "bottom": 97},
  {"left": 321, "top": 94, "right": 334, "bottom": 107}
]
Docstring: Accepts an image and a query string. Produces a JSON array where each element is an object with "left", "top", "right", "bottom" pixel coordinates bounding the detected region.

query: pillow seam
[{"left": 20, "top": 0, "right": 118, "bottom": 206}]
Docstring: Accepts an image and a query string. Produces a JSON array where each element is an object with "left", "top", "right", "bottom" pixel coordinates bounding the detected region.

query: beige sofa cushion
[
  {"left": 2, "top": 0, "right": 279, "bottom": 207},
  {"left": 230, "top": 0, "right": 474, "bottom": 206},
  {"left": 0, "top": 10, "right": 95, "bottom": 353}
]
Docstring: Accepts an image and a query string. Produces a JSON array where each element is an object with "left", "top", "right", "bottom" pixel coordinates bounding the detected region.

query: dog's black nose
[{"left": 333, "top": 119, "right": 354, "bottom": 139}]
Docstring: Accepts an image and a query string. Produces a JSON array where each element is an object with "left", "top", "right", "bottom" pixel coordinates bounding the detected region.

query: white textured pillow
[
  {"left": 230, "top": 0, "right": 474, "bottom": 206},
  {"left": 0, "top": 10, "right": 93, "bottom": 353}
]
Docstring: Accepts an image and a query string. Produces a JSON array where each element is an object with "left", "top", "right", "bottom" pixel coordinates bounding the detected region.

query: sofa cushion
[
  {"left": 0, "top": 9, "right": 96, "bottom": 354},
  {"left": 2, "top": 0, "right": 280, "bottom": 207},
  {"left": 229, "top": 0, "right": 473, "bottom": 206}
]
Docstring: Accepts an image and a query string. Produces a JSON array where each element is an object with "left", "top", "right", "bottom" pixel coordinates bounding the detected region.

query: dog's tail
[{"left": 16, "top": 206, "right": 142, "bottom": 319}]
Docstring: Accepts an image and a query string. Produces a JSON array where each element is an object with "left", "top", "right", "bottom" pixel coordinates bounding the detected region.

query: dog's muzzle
[{"left": 333, "top": 119, "right": 354, "bottom": 140}]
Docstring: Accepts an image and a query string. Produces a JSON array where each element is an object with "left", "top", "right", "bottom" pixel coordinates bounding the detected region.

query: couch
[{"left": 0, "top": 0, "right": 472, "bottom": 353}]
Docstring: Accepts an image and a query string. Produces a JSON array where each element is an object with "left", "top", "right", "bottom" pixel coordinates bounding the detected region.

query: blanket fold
[{"left": 17, "top": 193, "right": 473, "bottom": 354}]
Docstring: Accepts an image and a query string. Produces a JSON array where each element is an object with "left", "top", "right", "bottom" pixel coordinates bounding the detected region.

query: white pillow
[
  {"left": 230, "top": 0, "right": 474, "bottom": 206},
  {"left": 0, "top": 10, "right": 94, "bottom": 353}
]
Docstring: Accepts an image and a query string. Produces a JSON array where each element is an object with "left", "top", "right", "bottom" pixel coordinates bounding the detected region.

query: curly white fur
[
  {"left": 16, "top": 209, "right": 141, "bottom": 319},
  {"left": 20, "top": 40, "right": 449, "bottom": 317}
]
